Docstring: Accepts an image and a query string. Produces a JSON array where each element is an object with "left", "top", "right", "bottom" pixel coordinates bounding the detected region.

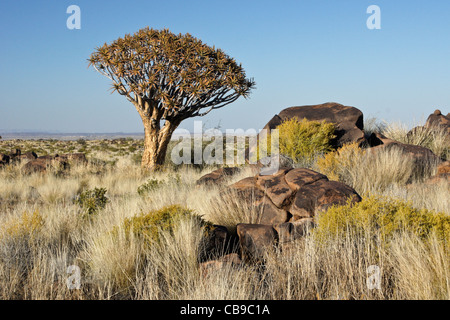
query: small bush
[
  {"left": 314, "top": 196, "right": 450, "bottom": 245},
  {"left": 137, "top": 179, "right": 163, "bottom": 196},
  {"left": 260, "top": 118, "right": 336, "bottom": 164},
  {"left": 75, "top": 187, "right": 109, "bottom": 215},
  {"left": 115, "top": 205, "right": 212, "bottom": 246},
  {"left": 4, "top": 211, "right": 44, "bottom": 239}
]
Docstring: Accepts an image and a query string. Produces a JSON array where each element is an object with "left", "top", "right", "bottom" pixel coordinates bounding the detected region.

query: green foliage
[
  {"left": 314, "top": 196, "right": 450, "bottom": 245},
  {"left": 137, "top": 179, "right": 163, "bottom": 196},
  {"left": 260, "top": 118, "right": 336, "bottom": 163},
  {"left": 116, "top": 205, "right": 212, "bottom": 246},
  {"left": 75, "top": 187, "right": 109, "bottom": 215}
]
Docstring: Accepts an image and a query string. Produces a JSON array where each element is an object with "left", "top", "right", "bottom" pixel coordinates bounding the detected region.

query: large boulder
[
  {"left": 426, "top": 160, "right": 450, "bottom": 184},
  {"left": 58, "top": 153, "right": 88, "bottom": 165},
  {"left": 425, "top": 110, "right": 450, "bottom": 134},
  {"left": 262, "top": 102, "right": 365, "bottom": 148},
  {"left": 368, "top": 132, "right": 442, "bottom": 166},
  {"left": 237, "top": 223, "right": 278, "bottom": 262},
  {"left": 223, "top": 168, "right": 361, "bottom": 225},
  {"left": 0, "top": 153, "right": 10, "bottom": 165},
  {"left": 22, "top": 156, "right": 69, "bottom": 174}
]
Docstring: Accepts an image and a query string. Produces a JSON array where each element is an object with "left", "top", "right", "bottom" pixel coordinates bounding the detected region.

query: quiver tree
[{"left": 89, "top": 27, "right": 255, "bottom": 170}]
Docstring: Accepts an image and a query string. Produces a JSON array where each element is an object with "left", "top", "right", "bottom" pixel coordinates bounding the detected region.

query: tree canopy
[{"left": 88, "top": 27, "right": 255, "bottom": 122}]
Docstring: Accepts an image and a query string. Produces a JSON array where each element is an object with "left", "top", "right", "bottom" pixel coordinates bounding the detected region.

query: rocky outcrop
[
  {"left": 223, "top": 168, "right": 361, "bottom": 225},
  {"left": 425, "top": 109, "right": 450, "bottom": 134}
]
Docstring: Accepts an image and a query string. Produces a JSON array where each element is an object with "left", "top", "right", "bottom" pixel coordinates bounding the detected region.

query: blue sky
[{"left": 1, "top": 0, "right": 449, "bottom": 133}]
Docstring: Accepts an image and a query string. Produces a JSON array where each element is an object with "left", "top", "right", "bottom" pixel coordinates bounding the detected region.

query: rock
[
  {"left": 0, "top": 153, "right": 10, "bottom": 165},
  {"left": 196, "top": 167, "right": 241, "bottom": 186},
  {"left": 273, "top": 218, "right": 315, "bottom": 244},
  {"left": 368, "top": 132, "right": 441, "bottom": 167},
  {"left": 224, "top": 168, "right": 361, "bottom": 224},
  {"left": 425, "top": 109, "right": 450, "bottom": 134},
  {"left": 227, "top": 174, "right": 289, "bottom": 225},
  {"left": 199, "top": 253, "right": 243, "bottom": 277},
  {"left": 199, "top": 225, "right": 230, "bottom": 262},
  {"left": 426, "top": 161, "right": 450, "bottom": 184},
  {"left": 262, "top": 102, "right": 365, "bottom": 148},
  {"left": 437, "top": 160, "right": 450, "bottom": 175},
  {"left": 426, "top": 173, "right": 450, "bottom": 184},
  {"left": 22, "top": 156, "right": 69, "bottom": 174},
  {"left": 18, "top": 151, "right": 38, "bottom": 162},
  {"left": 237, "top": 223, "right": 278, "bottom": 262},
  {"left": 290, "top": 179, "right": 361, "bottom": 220},
  {"left": 255, "top": 168, "right": 294, "bottom": 207},
  {"left": 9, "top": 149, "right": 21, "bottom": 161},
  {"left": 58, "top": 153, "right": 88, "bottom": 165},
  {"left": 284, "top": 168, "right": 328, "bottom": 191}
]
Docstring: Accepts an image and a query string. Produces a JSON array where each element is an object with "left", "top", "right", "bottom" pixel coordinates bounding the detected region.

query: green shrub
[
  {"left": 115, "top": 205, "right": 212, "bottom": 246},
  {"left": 75, "top": 187, "right": 109, "bottom": 215},
  {"left": 4, "top": 210, "right": 44, "bottom": 239},
  {"left": 260, "top": 118, "right": 336, "bottom": 163},
  {"left": 314, "top": 196, "right": 450, "bottom": 245},
  {"left": 137, "top": 179, "right": 163, "bottom": 196}
]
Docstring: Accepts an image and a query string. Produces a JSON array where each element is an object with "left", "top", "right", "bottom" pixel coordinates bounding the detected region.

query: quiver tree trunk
[{"left": 141, "top": 116, "right": 179, "bottom": 170}]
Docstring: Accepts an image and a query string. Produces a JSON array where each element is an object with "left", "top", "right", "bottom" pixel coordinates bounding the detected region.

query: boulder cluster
[
  {"left": 196, "top": 103, "right": 449, "bottom": 271},
  {"left": 0, "top": 148, "right": 87, "bottom": 174}
]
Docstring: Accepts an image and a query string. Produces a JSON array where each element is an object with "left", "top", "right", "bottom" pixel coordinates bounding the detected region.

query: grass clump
[
  {"left": 137, "top": 179, "right": 163, "bottom": 197},
  {"left": 382, "top": 122, "right": 450, "bottom": 160},
  {"left": 316, "top": 142, "right": 417, "bottom": 195},
  {"left": 75, "top": 187, "right": 109, "bottom": 215},
  {"left": 316, "top": 142, "right": 365, "bottom": 182}
]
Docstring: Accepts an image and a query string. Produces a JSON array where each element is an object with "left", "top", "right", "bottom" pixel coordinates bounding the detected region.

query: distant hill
[{"left": 0, "top": 132, "right": 145, "bottom": 140}]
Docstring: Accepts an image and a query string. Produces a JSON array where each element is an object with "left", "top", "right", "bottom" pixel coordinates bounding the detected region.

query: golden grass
[{"left": 0, "top": 137, "right": 448, "bottom": 300}]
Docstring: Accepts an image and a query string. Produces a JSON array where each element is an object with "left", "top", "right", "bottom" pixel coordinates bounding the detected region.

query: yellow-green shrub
[
  {"left": 115, "top": 205, "right": 213, "bottom": 246},
  {"left": 260, "top": 118, "right": 336, "bottom": 163},
  {"left": 4, "top": 210, "right": 44, "bottom": 239},
  {"left": 314, "top": 196, "right": 450, "bottom": 245}
]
